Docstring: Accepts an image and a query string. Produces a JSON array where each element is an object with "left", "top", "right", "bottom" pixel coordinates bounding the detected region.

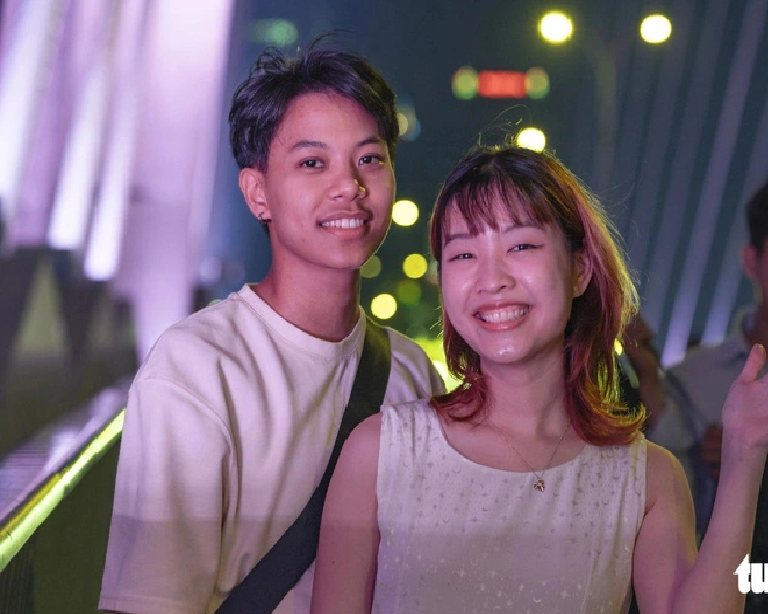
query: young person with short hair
[{"left": 99, "top": 41, "right": 444, "bottom": 614}]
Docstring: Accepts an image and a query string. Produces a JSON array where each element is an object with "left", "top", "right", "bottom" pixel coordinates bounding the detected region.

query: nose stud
[{"left": 357, "top": 183, "right": 367, "bottom": 196}]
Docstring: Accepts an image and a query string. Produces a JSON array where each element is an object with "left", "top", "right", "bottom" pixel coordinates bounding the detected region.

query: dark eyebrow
[
  {"left": 288, "top": 136, "right": 384, "bottom": 153},
  {"left": 356, "top": 136, "right": 385, "bottom": 148},
  {"left": 289, "top": 139, "right": 328, "bottom": 152}
]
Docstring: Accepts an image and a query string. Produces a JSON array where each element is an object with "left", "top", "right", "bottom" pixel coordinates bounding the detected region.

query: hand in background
[{"left": 720, "top": 343, "right": 768, "bottom": 469}]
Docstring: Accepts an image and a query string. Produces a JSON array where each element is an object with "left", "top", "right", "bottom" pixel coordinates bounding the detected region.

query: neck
[
  {"left": 255, "top": 263, "right": 361, "bottom": 341},
  {"left": 481, "top": 352, "right": 569, "bottom": 437}
]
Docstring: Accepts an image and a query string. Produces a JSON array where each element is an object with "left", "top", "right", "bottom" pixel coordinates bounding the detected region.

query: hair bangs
[{"left": 441, "top": 167, "right": 556, "bottom": 247}]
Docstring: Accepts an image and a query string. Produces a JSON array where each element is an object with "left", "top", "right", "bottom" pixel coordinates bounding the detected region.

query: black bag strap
[{"left": 215, "top": 317, "right": 391, "bottom": 614}]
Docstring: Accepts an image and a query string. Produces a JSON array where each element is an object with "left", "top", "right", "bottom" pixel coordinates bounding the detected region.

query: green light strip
[{"left": 0, "top": 410, "right": 125, "bottom": 572}]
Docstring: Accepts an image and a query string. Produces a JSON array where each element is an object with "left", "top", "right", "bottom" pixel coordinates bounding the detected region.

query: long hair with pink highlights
[{"left": 429, "top": 145, "right": 642, "bottom": 445}]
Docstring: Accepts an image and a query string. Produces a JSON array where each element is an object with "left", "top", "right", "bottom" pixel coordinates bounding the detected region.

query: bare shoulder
[
  {"left": 646, "top": 440, "right": 681, "bottom": 473},
  {"left": 346, "top": 413, "right": 382, "bottom": 448},
  {"left": 335, "top": 413, "right": 383, "bottom": 478},
  {"left": 645, "top": 440, "right": 693, "bottom": 513}
]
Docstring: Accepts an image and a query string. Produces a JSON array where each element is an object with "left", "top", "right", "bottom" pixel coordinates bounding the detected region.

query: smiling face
[
  {"left": 239, "top": 92, "right": 395, "bottom": 278},
  {"left": 440, "top": 203, "right": 589, "bottom": 373}
]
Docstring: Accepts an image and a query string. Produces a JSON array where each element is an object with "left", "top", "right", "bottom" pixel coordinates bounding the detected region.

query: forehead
[
  {"left": 441, "top": 191, "right": 545, "bottom": 238},
  {"left": 275, "top": 92, "right": 381, "bottom": 143}
]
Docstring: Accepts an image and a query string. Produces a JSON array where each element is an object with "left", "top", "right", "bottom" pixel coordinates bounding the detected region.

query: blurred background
[
  {"left": 0, "top": 0, "right": 767, "bottom": 611},
  {"left": 1, "top": 0, "right": 768, "bottom": 449}
]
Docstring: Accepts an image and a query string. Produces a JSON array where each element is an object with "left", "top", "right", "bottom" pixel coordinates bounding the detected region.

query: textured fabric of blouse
[{"left": 373, "top": 401, "right": 647, "bottom": 614}]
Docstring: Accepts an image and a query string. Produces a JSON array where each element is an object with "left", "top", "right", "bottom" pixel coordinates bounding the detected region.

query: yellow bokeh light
[
  {"left": 539, "top": 12, "right": 573, "bottom": 43},
  {"left": 361, "top": 254, "right": 382, "bottom": 278},
  {"left": 640, "top": 14, "right": 672, "bottom": 44},
  {"left": 392, "top": 199, "right": 419, "bottom": 226},
  {"left": 371, "top": 293, "right": 398, "bottom": 320},
  {"left": 413, "top": 336, "right": 461, "bottom": 391},
  {"left": 403, "top": 253, "right": 428, "bottom": 279},
  {"left": 397, "top": 112, "right": 409, "bottom": 136},
  {"left": 515, "top": 127, "right": 546, "bottom": 152}
]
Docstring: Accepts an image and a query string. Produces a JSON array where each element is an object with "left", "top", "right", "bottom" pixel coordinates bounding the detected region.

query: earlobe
[{"left": 239, "top": 168, "right": 271, "bottom": 222}]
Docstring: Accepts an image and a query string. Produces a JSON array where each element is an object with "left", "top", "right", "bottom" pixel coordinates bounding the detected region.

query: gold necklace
[{"left": 488, "top": 422, "right": 570, "bottom": 492}]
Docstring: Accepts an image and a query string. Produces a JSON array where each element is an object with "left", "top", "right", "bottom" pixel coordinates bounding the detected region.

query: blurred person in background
[
  {"left": 621, "top": 180, "right": 768, "bottom": 614},
  {"left": 98, "top": 39, "right": 444, "bottom": 614}
]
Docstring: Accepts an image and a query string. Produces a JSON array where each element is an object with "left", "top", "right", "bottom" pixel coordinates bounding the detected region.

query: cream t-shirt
[{"left": 99, "top": 284, "right": 444, "bottom": 614}]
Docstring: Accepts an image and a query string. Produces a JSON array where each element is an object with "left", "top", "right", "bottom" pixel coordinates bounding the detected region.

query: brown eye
[{"left": 360, "top": 154, "right": 383, "bottom": 165}]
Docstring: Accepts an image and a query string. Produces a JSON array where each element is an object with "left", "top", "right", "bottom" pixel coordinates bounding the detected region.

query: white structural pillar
[{"left": 109, "top": 1, "right": 235, "bottom": 362}]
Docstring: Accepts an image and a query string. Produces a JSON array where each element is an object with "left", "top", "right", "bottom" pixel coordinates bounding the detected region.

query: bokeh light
[
  {"left": 451, "top": 66, "right": 479, "bottom": 100},
  {"left": 397, "top": 112, "right": 409, "bottom": 135},
  {"left": 403, "top": 253, "right": 428, "bottom": 279},
  {"left": 525, "top": 67, "right": 550, "bottom": 99},
  {"left": 413, "top": 336, "right": 461, "bottom": 391},
  {"left": 392, "top": 199, "right": 419, "bottom": 226},
  {"left": 397, "top": 101, "right": 421, "bottom": 141},
  {"left": 371, "top": 293, "right": 397, "bottom": 320},
  {"left": 640, "top": 14, "right": 672, "bottom": 44},
  {"left": 360, "top": 254, "right": 382, "bottom": 278},
  {"left": 539, "top": 12, "right": 573, "bottom": 43},
  {"left": 515, "top": 127, "right": 546, "bottom": 152},
  {"left": 248, "top": 19, "right": 298, "bottom": 47}
]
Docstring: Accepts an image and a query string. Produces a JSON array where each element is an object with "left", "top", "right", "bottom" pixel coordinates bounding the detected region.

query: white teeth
[
  {"left": 321, "top": 218, "right": 365, "bottom": 229},
  {"left": 477, "top": 306, "right": 529, "bottom": 323}
]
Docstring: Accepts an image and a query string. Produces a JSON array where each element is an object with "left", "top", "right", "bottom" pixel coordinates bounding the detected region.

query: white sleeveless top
[{"left": 373, "top": 401, "right": 646, "bottom": 614}]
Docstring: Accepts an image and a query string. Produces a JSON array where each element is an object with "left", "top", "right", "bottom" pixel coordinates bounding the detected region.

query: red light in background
[{"left": 478, "top": 71, "right": 527, "bottom": 98}]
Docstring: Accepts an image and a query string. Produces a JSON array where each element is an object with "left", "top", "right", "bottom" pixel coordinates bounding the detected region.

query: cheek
[
  {"left": 370, "top": 169, "right": 395, "bottom": 194},
  {"left": 440, "top": 282, "right": 467, "bottom": 327},
  {"left": 441, "top": 287, "right": 460, "bottom": 321}
]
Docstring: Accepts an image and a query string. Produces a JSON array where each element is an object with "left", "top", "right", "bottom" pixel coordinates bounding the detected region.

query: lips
[{"left": 475, "top": 305, "right": 530, "bottom": 324}]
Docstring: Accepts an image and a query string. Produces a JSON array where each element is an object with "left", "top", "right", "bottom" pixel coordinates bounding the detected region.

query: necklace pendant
[{"left": 533, "top": 478, "right": 545, "bottom": 492}]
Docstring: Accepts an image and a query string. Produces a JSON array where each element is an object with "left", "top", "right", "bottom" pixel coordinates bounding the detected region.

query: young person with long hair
[{"left": 310, "top": 144, "right": 768, "bottom": 614}]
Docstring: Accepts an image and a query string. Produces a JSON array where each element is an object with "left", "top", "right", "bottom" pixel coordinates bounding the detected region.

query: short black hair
[
  {"left": 747, "top": 179, "right": 768, "bottom": 252},
  {"left": 228, "top": 38, "right": 399, "bottom": 172}
]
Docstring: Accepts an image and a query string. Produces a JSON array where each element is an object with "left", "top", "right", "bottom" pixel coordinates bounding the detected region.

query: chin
[
  {"left": 326, "top": 254, "right": 372, "bottom": 271},
  {"left": 478, "top": 346, "right": 525, "bottom": 364}
]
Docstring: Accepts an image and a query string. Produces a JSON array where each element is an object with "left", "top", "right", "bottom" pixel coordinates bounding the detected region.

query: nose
[
  {"left": 477, "top": 252, "right": 513, "bottom": 294},
  {"left": 332, "top": 166, "right": 366, "bottom": 200}
]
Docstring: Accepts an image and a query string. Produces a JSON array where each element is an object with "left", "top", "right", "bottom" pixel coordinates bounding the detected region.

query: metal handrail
[{"left": 0, "top": 380, "right": 129, "bottom": 572}]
